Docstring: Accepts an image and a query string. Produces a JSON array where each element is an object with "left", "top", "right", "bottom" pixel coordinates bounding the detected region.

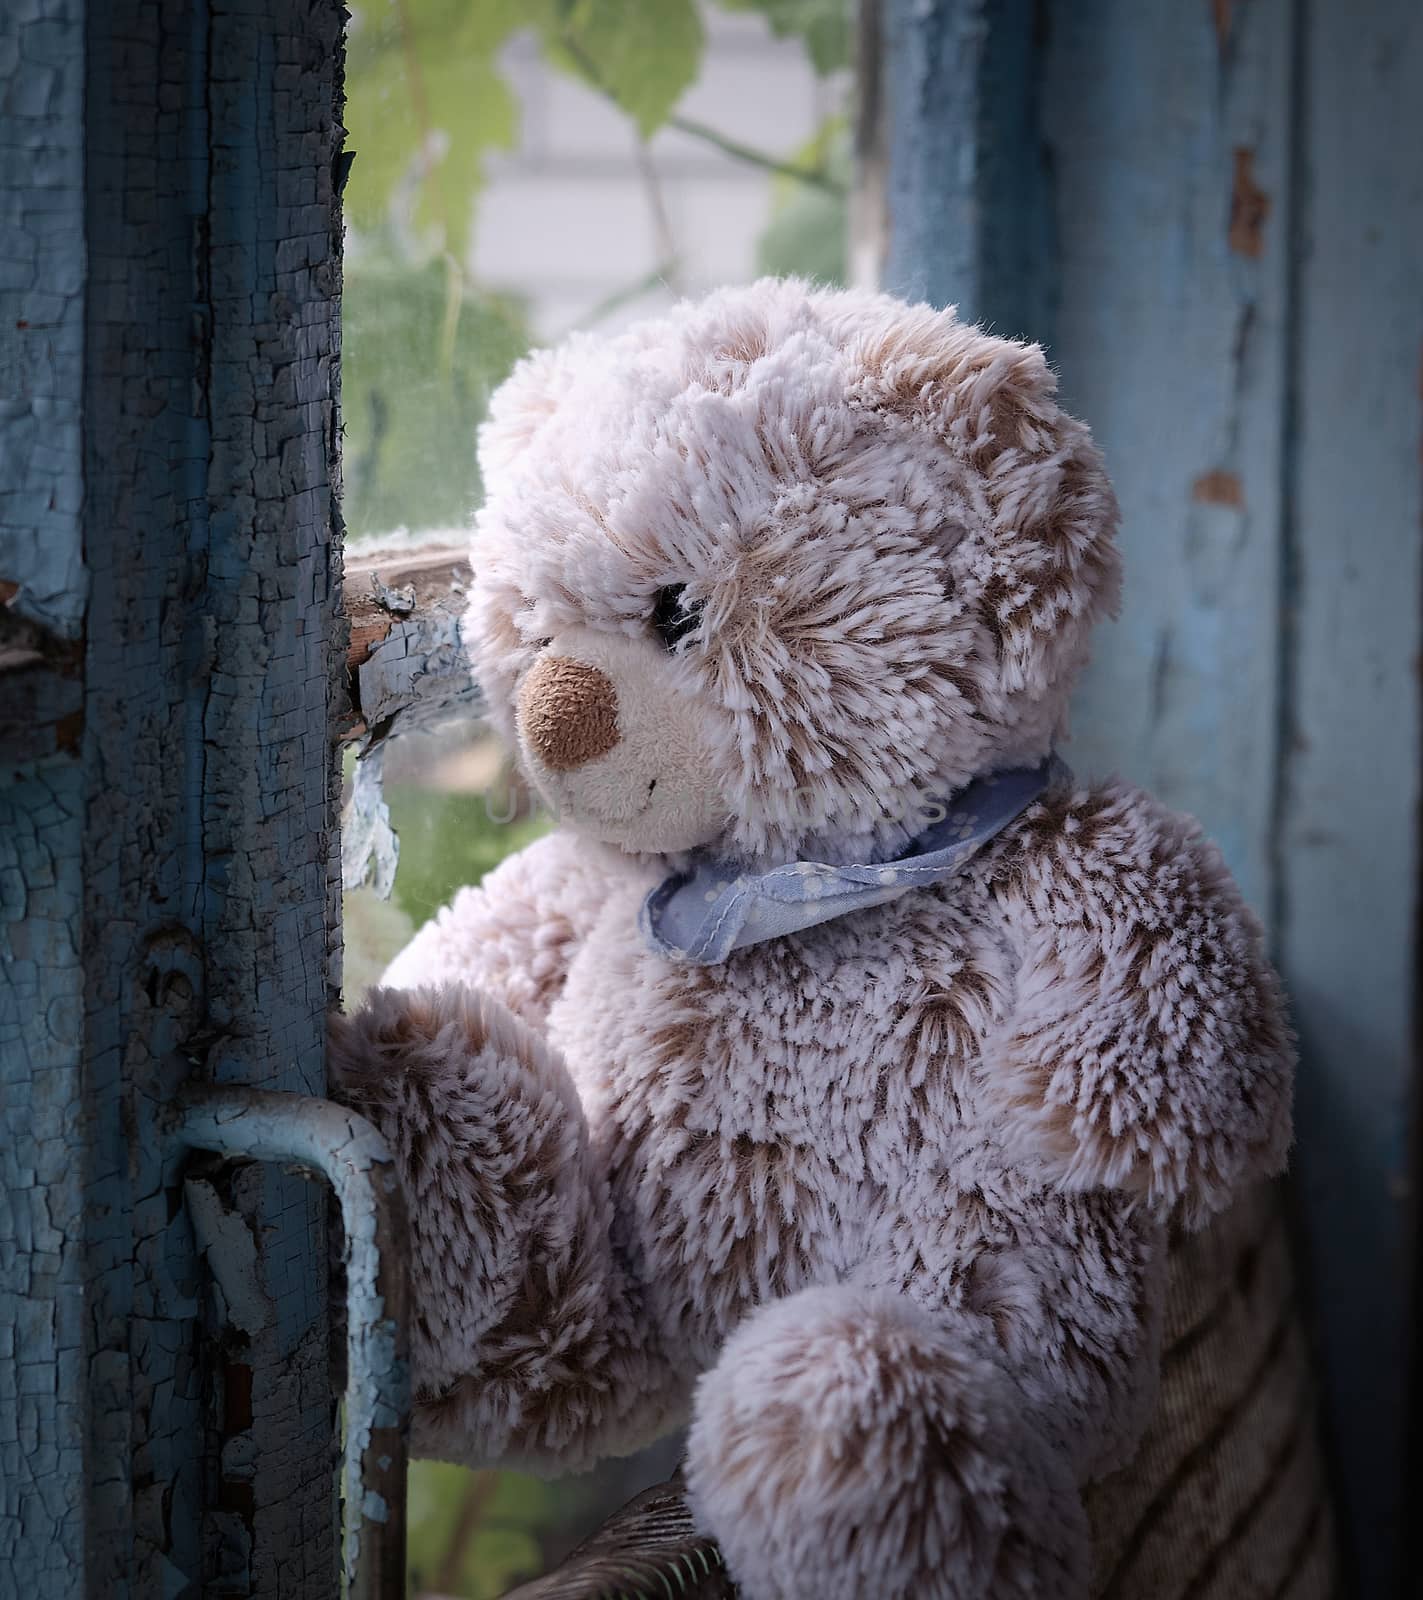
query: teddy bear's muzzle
[
  {"left": 512, "top": 626, "right": 730, "bottom": 853},
  {"left": 517, "top": 654, "right": 621, "bottom": 772}
]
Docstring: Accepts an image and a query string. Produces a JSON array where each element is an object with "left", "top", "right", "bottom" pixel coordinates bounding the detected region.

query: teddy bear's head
[{"left": 467, "top": 279, "right": 1119, "bottom": 866}]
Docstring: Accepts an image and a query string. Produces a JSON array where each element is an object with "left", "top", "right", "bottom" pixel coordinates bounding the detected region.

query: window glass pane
[{"left": 341, "top": 4, "right": 851, "bottom": 1589}]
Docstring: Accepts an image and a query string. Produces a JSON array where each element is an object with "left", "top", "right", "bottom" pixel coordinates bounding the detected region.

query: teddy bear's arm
[
  {"left": 329, "top": 982, "right": 684, "bottom": 1472},
  {"left": 380, "top": 828, "right": 613, "bottom": 1033},
  {"left": 981, "top": 778, "right": 1294, "bottom": 1226}
]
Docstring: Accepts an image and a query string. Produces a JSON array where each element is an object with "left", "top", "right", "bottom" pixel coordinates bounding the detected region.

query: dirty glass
[{"left": 339, "top": 3, "right": 852, "bottom": 1590}]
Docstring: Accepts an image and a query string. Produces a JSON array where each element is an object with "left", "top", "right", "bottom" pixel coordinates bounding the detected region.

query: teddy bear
[{"left": 329, "top": 278, "right": 1294, "bottom": 1600}]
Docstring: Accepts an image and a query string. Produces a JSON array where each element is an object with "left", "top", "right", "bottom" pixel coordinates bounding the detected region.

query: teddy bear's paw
[
  {"left": 685, "top": 1285, "right": 1087, "bottom": 1600},
  {"left": 329, "top": 983, "right": 456, "bottom": 1100},
  {"left": 325, "top": 983, "right": 606, "bottom": 1404},
  {"left": 328, "top": 982, "right": 575, "bottom": 1122}
]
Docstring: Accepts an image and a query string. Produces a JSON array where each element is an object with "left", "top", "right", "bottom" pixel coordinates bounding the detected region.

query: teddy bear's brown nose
[{"left": 517, "top": 654, "right": 621, "bottom": 772}]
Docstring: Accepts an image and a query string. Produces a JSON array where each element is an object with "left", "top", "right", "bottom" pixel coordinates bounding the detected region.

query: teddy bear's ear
[
  {"left": 820, "top": 291, "right": 1121, "bottom": 692},
  {"left": 477, "top": 344, "right": 580, "bottom": 483},
  {"left": 830, "top": 295, "right": 1061, "bottom": 464}
]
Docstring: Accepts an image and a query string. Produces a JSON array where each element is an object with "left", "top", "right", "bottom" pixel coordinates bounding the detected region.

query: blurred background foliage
[
  {"left": 339, "top": 1, "right": 850, "bottom": 1592},
  {"left": 342, "top": 0, "right": 849, "bottom": 542},
  {"left": 341, "top": 258, "right": 527, "bottom": 542}
]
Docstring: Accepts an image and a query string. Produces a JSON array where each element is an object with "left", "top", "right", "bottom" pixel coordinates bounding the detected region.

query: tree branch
[{"left": 667, "top": 115, "right": 845, "bottom": 194}]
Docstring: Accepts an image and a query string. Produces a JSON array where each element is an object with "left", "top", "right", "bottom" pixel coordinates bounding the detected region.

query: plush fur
[
  {"left": 331, "top": 280, "right": 1294, "bottom": 1600},
  {"left": 466, "top": 277, "right": 1120, "bottom": 866}
]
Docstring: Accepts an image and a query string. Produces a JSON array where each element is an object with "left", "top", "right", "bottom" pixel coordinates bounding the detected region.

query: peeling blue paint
[
  {"left": 170, "top": 1086, "right": 410, "bottom": 1597},
  {"left": 0, "top": 764, "right": 87, "bottom": 1595},
  {"left": 0, "top": 0, "right": 87, "bottom": 639},
  {"left": 356, "top": 608, "right": 481, "bottom": 733},
  {"left": 343, "top": 744, "right": 401, "bottom": 900},
  {"left": 0, "top": 3, "right": 89, "bottom": 1591},
  {"left": 184, "top": 1177, "right": 274, "bottom": 1338},
  {"left": 342, "top": 548, "right": 484, "bottom": 899},
  {"left": 3, "top": 0, "right": 351, "bottom": 1591}
]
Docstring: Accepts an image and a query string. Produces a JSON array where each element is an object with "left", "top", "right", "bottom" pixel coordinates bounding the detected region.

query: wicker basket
[{"left": 1084, "top": 1183, "right": 1336, "bottom": 1599}]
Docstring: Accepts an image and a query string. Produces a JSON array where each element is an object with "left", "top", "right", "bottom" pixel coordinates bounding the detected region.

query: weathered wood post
[
  {"left": 873, "top": 1, "right": 1421, "bottom": 1594},
  {"left": 0, "top": 3, "right": 409, "bottom": 1594}
]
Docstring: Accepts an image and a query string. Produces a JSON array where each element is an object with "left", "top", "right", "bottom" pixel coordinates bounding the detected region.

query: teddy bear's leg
[
  {"left": 329, "top": 983, "right": 681, "bottom": 1472},
  {"left": 684, "top": 1284, "right": 1088, "bottom": 1600}
]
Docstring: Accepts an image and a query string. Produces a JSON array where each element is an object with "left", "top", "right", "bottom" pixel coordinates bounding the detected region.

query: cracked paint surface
[
  {"left": 1, "top": 2, "right": 89, "bottom": 1591},
  {"left": 4, "top": 0, "right": 350, "bottom": 1593},
  {"left": 341, "top": 548, "right": 484, "bottom": 899},
  {"left": 0, "top": 766, "right": 87, "bottom": 1592},
  {"left": 0, "top": 0, "right": 87, "bottom": 639}
]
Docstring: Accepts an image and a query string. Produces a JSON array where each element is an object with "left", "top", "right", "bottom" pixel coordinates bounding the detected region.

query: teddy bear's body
[
  {"left": 344, "top": 777, "right": 1286, "bottom": 1596},
  {"left": 333, "top": 280, "right": 1294, "bottom": 1600}
]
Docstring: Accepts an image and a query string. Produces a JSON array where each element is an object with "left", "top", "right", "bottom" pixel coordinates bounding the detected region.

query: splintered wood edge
[{"left": 343, "top": 544, "right": 473, "bottom": 676}]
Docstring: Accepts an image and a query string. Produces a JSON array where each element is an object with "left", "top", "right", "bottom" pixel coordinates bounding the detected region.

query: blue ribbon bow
[{"left": 639, "top": 755, "right": 1064, "bottom": 964}]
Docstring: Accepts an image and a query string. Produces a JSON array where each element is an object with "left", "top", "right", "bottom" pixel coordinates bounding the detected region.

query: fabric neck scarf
[{"left": 639, "top": 755, "right": 1063, "bottom": 965}]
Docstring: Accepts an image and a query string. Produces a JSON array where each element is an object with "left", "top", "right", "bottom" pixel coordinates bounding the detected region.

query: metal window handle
[{"left": 167, "top": 1084, "right": 411, "bottom": 1600}]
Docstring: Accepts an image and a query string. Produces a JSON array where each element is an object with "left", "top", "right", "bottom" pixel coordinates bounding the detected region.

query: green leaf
[
  {"left": 405, "top": 1459, "right": 477, "bottom": 1592},
  {"left": 756, "top": 184, "right": 847, "bottom": 283},
  {"left": 382, "top": 781, "right": 551, "bottom": 929},
  {"left": 548, "top": 0, "right": 705, "bottom": 137},
  {"left": 467, "top": 1525, "right": 550, "bottom": 1597},
  {"left": 404, "top": 1462, "right": 552, "bottom": 1599},
  {"left": 755, "top": 114, "right": 849, "bottom": 284},
  {"left": 344, "top": 0, "right": 530, "bottom": 253},
  {"left": 341, "top": 250, "right": 531, "bottom": 540},
  {"left": 714, "top": 0, "right": 851, "bottom": 75}
]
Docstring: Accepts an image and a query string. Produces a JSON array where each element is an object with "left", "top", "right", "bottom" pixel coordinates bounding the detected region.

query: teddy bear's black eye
[{"left": 651, "top": 583, "right": 702, "bottom": 651}]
